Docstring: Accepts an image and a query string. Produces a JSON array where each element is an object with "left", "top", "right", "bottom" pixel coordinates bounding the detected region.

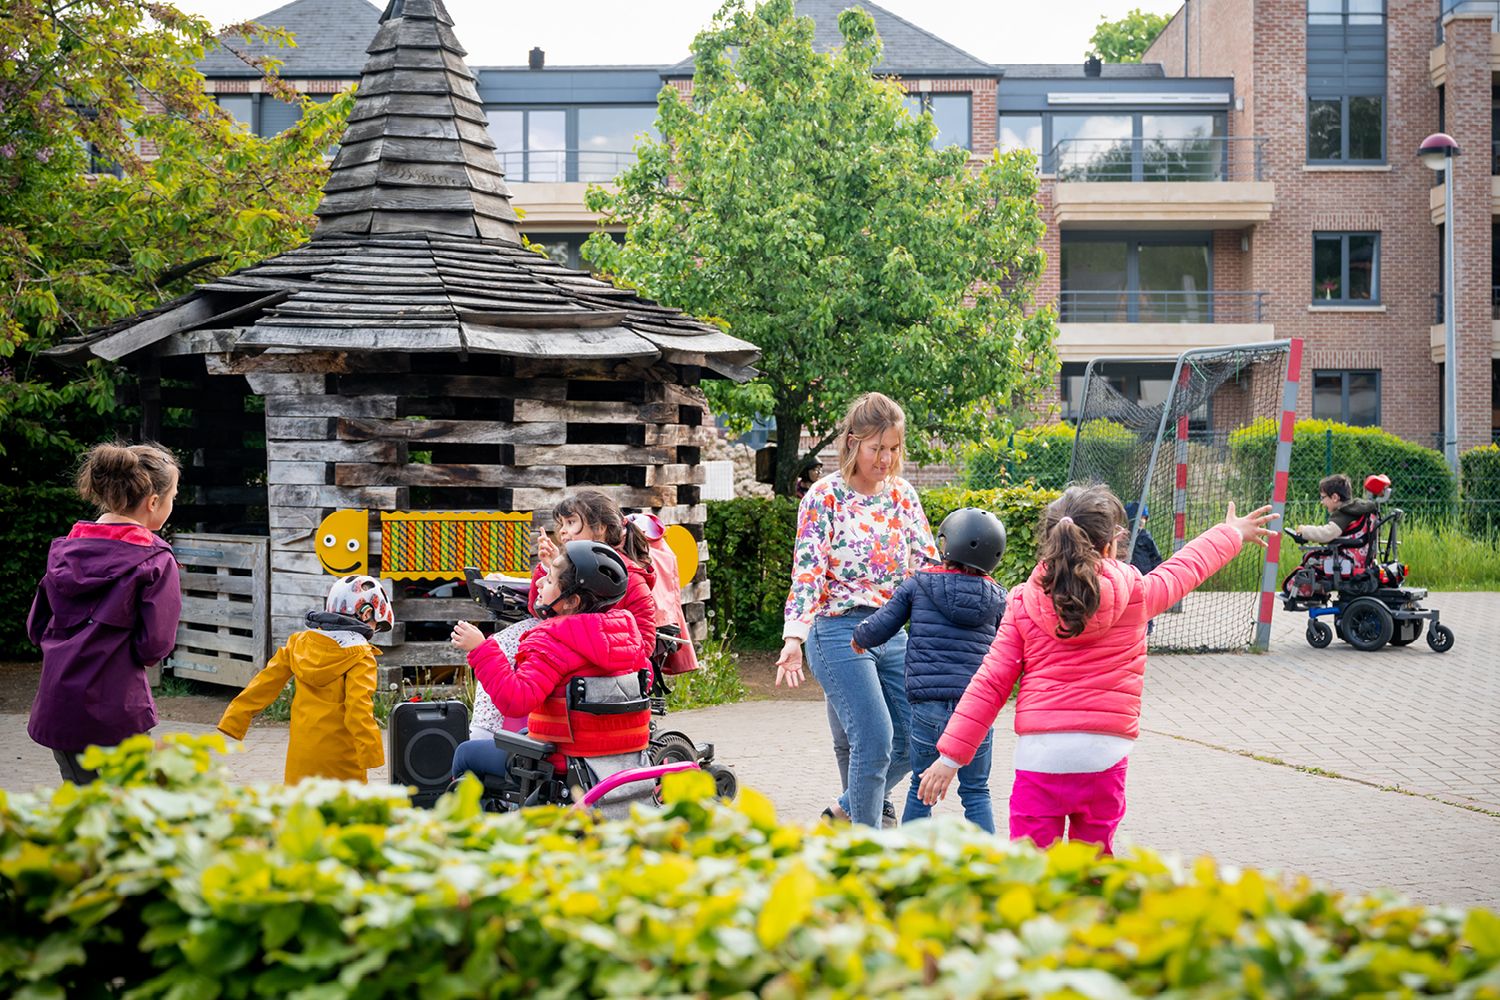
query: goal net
[{"left": 1067, "top": 342, "right": 1294, "bottom": 652}]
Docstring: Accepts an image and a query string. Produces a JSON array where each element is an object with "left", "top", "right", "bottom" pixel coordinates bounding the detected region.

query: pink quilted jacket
[{"left": 936, "top": 524, "right": 1243, "bottom": 766}]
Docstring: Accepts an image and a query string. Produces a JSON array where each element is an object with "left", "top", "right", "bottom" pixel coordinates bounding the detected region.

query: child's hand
[
  {"left": 536, "top": 530, "right": 557, "bottom": 564},
  {"left": 850, "top": 639, "right": 866, "bottom": 654},
  {"left": 1224, "top": 501, "right": 1278, "bottom": 549},
  {"left": 450, "top": 621, "right": 484, "bottom": 652},
  {"left": 918, "top": 761, "right": 958, "bottom": 806}
]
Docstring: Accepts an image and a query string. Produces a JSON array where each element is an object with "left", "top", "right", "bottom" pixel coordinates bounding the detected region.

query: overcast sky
[{"left": 171, "top": 0, "right": 1184, "bottom": 68}]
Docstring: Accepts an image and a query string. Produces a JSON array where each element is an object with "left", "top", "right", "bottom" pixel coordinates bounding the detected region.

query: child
[
  {"left": 531, "top": 489, "right": 658, "bottom": 658},
  {"left": 217, "top": 574, "right": 389, "bottom": 784},
  {"left": 448, "top": 540, "right": 652, "bottom": 781},
  {"left": 1292, "top": 474, "right": 1379, "bottom": 544},
  {"left": 625, "top": 511, "right": 698, "bottom": 675},
  {"left": 27, "top": 442, "right": 182, "bottom": 783},
  {"left": 851, "top": 507, "right": 1008, "bottom": 832},
  {"left": 1124, "top": 502, "right": 1164, "bottom": 634},
  {"left": 918, "top": 485, "right": 1274, "bottom": 855}
]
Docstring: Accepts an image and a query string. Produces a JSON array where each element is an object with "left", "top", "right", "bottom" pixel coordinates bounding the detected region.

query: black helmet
[
  {"left": 562, "top": 540, "right": 629, "bottom": 608},
  {"left": 937, "top": 507, "right": 1006, "bottom": 574}
]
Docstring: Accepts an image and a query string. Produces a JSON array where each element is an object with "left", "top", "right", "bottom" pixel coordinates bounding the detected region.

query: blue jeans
[
  {"left": 805, "top": 610, "right": 910, "bottom": 827},
  {"left": 450, "top": 737, "right": 511, "bottom": 783},
  {"left": 903, "top": 699, "right": 995, "bottom": 833}
]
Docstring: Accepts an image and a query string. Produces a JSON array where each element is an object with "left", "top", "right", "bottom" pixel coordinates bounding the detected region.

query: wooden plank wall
[
  {"left": 255, "top": 353, "right": 717, "bottom": 683},
  {"left": 165, "top": 533, "right": 270, "bottom": 688}
]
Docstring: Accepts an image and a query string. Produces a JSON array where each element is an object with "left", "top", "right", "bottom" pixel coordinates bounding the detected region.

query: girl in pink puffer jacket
[{"left": 917, "top": 484, "right": 1275, "bottom": 856}]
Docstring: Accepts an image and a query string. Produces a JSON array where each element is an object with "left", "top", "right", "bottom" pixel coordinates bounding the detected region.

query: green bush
[
  {"left": 4, "top": 736, "right": 1499, "bottom": 999},
  {"left": 1461, "top": 443, "right": 1500, "bottom": 535},
  {"left": 1229, "top": 419, "right": 1457, "bottom": 524},
  {"left": 965, "top": 421, "right": 1141, "bottom": 495},
  {"left": 705, "top": 486, "right": 1059, "bottom": 646},
  {"left": 0, "top": 485, "right": 92, "bottom": 659}
]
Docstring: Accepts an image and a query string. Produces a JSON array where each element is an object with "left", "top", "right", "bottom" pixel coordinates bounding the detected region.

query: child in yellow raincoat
[{"left": 218, "top": 574, "right": 389, "bottom": 783}]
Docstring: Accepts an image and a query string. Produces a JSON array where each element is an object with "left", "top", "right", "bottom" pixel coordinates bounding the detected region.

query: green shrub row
[
  {"left": 703, "top": 485, "right": 1060, "bottom": 647},
  {"left": 1460, "top": 443, "right": 1500, "bottom": 534},
  {"left": 965, "top": 421, "right": 1140, "bottom": 494},
  {"left": 0, "top": 486, "right": 92, "bottom": 659},
  {"left": 3, "top": 736, "right": 1498, "bottom": 999}
]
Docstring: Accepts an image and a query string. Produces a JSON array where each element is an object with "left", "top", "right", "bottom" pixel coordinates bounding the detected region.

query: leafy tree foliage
[
  {"left": 0, "top": 1, "right": 353, "bottom": 480},
  {"left": 584, "top": 0, "right": 1057, "bottom": 495},
  {"left": 1088, "top": 7, "right": 1172, "bottom": 63}
]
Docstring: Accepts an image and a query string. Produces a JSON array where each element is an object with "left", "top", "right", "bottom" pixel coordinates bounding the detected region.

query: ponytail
[
  {"left": 553, "top": 488, "right": 650, "bottom": 565},
  {"left": 1037, "top": 485, "right": 1126, "bottom": 639}
]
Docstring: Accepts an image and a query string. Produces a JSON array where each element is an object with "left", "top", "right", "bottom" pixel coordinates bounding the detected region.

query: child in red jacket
[
  {"left": 917, "top": 485, "right": 1275, "bottom": 856},
  {"left": 449, "top": 540, "right": 652, "bottom": 781}
]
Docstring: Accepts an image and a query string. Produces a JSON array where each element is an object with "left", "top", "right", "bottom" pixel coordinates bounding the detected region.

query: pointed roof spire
[{"left": 313, "top": 0, "right": 520, "bottom": 241}]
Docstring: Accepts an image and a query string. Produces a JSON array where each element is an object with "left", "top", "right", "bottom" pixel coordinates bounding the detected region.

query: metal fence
[
  {"left": 1437, "top": 0, "right": 1500, "bottom": 40},
  {"left": 495, "top": 149, "right": 637, "bottom": 183},
  {"left": 1050, "top": 136, "right": 1267, "bottom": 183},
  {"left": 1059, "top": 290, "right": 1267, "bottom": 324},
  {"left": 1430, "top": 286, "right": 1500, "bottom": 322}
]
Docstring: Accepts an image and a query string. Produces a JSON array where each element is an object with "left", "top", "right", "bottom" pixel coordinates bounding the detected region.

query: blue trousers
[
  {"left": 902, "top": 698, "right": 995, "bottom": 832},
  {"left": 805, "top": 609, "right": 910, "bottom": 827},
  {"left": 450, "top": 737, "right": 511, "bottom": 783}
]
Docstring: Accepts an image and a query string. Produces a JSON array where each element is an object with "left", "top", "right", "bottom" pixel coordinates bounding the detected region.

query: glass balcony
[
  {"left": 1050, "top": 136, "right": 1267, "bottom": 183},
  {"left": 495, "top": 149, "right": 638, "bottom": 184},
  {"left": 1059, "top": 290, "right": 1268, "bottom": 324},
  {"left": 1438, "top": 0, "right": 1500, "bottom": 40}
]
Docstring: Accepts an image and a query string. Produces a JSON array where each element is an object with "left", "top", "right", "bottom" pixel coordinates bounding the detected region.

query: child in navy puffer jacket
[{"left": 852, "top": 508, "right": 1007, "bottom": 831}]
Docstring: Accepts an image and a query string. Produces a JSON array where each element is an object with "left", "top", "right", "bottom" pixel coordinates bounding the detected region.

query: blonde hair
[
  {"left": 836, "top": 392, "right": 906, "bottom": 483},
  {"left": 76, "top": 442, "right": 179, "bottom": 515}
]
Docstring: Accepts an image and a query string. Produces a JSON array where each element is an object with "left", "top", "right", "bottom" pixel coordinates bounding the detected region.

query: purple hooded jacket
[{"left": 27, "top": 522, "right": 182, "bottom": 751}]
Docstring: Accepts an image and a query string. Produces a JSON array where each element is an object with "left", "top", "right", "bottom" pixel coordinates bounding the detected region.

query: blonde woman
[{"left": 776, "top": 392, "right": 937, "bottom": 826}]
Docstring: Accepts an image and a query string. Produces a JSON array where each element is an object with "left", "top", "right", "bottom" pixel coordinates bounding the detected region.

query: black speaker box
[{"left": 388, "top": 700, "right": 468, "bottom": 807}]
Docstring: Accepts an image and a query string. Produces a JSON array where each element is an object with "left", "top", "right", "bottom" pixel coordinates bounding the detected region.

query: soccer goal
[{"left": 1067, "top": 340, "right": 1303, "bottom": 652}]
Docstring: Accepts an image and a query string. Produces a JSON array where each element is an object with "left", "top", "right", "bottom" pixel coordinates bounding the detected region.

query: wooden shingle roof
[{"left": 48, "top": 0, "right": 759, "bottom": 379}]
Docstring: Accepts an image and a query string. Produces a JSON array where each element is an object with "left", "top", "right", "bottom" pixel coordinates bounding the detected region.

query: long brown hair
[
  {"left": 1037, "top": 484, "right": 1125, "bottom": 639},
  {"left": 835, "top": 392, "right": 906, "bottom": 483},
  {"left": 553, "top": 489, "right": 650, "bottom": 565},
  {"left": 76, "top": 442, "right": 179, "bottom": 514}
]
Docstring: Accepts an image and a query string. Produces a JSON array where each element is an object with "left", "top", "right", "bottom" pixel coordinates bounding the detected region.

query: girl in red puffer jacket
[{"left": 917, "top": 484, "right": 1275, "bottom": 856}]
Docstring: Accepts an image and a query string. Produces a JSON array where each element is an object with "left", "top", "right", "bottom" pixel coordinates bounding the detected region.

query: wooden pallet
[{"left": 166, "top": 533, "right": 270, "bottom": 688}]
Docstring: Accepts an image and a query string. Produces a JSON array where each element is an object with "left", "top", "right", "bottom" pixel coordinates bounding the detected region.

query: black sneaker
[{"left": 882, "top": 800, "right": 898, "bottom": 829}]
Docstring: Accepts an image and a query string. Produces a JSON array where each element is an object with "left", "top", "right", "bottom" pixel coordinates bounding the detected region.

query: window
[
  {"left": 1312, "top": 370, "right": 1380, "bottom": 425},
  {"left": 1061, "top": 235, "right": 1212, "bottom": 322},
  {"left": 1050, "top": 112, "right": 1226, "bottom": 180},
  {"left": 1313, "top": 232, "right": 1378, "bottom": 304},
  {"left": 486, "top": 106, "right": 654, "bottom": 182},
  {"left": 1306, "top": 1, "right": 1386, "bottom": 163},
  {"left": 576, "top": 106, "right": 654, "bottom": 181},
  {"left": 486, "top": 108, "right": 564, "bottom": 181},
  {"left": 1060, "top": 361, "right": 1209, "bottom": 428},
  {"left": 998, "top": 113, "right": 1042, "bottom": 166},
  {"left": 215, "top": 95, "right": 255, "bottom": 133},
  {"left": 1052, "top": 113, "right": 1132, "bottom": 179},
  {"left": 903, "top": 93, "right": 972, "bottom": 150}
]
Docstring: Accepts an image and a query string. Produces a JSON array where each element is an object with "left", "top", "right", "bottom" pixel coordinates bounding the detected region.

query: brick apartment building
[{"left": 184, "top": 0, "right": 1500, "bottom": 456}]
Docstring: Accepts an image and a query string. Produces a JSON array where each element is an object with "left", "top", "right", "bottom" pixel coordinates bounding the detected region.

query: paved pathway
[{"left": 3, "top": 592, "right": 1496, "bottom": 911}]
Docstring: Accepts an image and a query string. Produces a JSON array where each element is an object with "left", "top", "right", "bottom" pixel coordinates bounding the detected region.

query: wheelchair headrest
[{"left": 1364, "top": 474, "right": 1392, "bottom": 502}]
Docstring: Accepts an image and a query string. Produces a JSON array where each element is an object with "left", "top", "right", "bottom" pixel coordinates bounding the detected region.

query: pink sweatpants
[{"left": 1008, "top": 757, "right": 1129, "bottom": 857}]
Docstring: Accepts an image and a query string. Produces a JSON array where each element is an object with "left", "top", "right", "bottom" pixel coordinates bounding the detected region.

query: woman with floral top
[{"left": 776, "top": 392, "right": 938, "bottom": 827}]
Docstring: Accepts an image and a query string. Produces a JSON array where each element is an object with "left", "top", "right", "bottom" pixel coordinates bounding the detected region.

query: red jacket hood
[
  {"left": 627, "top": 556, "right": 655, "bottom": 591},
  {"left": 1022, "top": 558, "right": 1134, "bottom": 644}
]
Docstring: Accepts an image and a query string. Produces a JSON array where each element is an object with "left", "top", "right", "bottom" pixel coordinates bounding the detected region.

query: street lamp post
[{"left": 1420, "top": 132, "right": 1460, "bottom": 469}]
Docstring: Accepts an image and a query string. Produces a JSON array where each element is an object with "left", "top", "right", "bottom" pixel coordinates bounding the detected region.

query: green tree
[
  {"left": 1088, "top": 8, "right": 1172, "bottom": 63},
  {"left": 585, "top": 0, "right": 1057, "bottom": 496},
  {"left": 0, "top": 1, "right": 353, "bottom": 480}
]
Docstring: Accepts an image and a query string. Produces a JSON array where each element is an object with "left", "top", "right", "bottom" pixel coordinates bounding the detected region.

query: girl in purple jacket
[{"left": 27, "top": 442, "right": 182, "bottom": 783}]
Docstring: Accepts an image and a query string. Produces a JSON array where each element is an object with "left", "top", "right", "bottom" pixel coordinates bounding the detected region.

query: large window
[
  {"left": 576, "top": 106, "right": 655, "bottom": 181},
  {"left": 486, "top": 105, "right": 651, "bottom": 182},
  {"left": 1060, "top": 362, "right": 1209, "bottom": 428},
  {"left": 1313, "top": 232, "right": 1379, "bottom": 304},
  {"left": 1312, "top": 369, "right": 1380, "bottom": 425},
  {"left": 1061, "top": 235, "right": 1212, "bottom": 322},
  {"left": 903, "top": 93, "right": 972, "bottom": 150},
  {"left": 215, "top": 95, "right": 255, "bottom": 133},
  {"left": 1050, "top": 112, "right": 1225, "bottom": 181},
  {"left": 1306, "top": 1, "right": 1386, "bottom": 163}
]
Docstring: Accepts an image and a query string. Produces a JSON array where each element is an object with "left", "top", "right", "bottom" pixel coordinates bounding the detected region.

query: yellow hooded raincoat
[{"left": 218, "top": 630, "right": 385, "bottom": 783}]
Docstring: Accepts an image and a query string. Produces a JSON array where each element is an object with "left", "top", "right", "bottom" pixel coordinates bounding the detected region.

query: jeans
[
  {"left": 450, "top": 737, "right": 512, "bottom": 783},
  {"left": 902, "top": 699, "right": 995, "bottom": 832},
  {"left": 805, "top": 609, "right": 910, "bottom": 827},
  {"left": 53, "top": 749, "right": 99, "bottom": 785},
  {"left": 827, "top": 698, "right": 849, "bottom": 791}
]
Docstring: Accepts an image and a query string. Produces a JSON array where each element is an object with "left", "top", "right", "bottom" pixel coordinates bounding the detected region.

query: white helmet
[{"left": 325, "top": 575, "right": 394, "bottom": 632}]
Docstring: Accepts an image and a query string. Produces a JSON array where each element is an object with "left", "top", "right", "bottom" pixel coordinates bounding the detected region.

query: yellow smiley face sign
[
  {"left": 663, "top": 523, "right": 700, "bottom": 587},
  {"left": 315, "top": 509, "right": 368, "bottom": 575}
]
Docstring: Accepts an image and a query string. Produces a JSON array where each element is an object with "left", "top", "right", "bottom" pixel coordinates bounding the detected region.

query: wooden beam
[
  {"left": 513, "top": 443, "right": 672, "bottom": 466},
  {"left": 205, "top": 351, "right": 392, "bottom": 375},
  {"left": 334, "top": 463, "right": 565, "bottom": 488},
  {"left": 337, "top": 417, "right": 564, "bottom": 445},
  {"left": 512, "top": 399, "right": 677, "bottom": 424},
  {"left": 512, "top": 485, "right": 675, "bottom": 509},
  {"left": 336, "top": 374, "right": 565, "bottom": 400},
  {"left": 88, "top": 296, "right": 221, "bottom": 361}
]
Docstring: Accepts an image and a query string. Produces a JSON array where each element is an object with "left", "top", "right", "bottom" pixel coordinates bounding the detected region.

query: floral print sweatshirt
[{"left": 782, "top": 472, "right": 938, "bottom": 641}]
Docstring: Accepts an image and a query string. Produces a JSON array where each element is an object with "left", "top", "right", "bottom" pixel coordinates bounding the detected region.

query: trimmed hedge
[
  {"left": 965, "top": 421, "right": 1139, "bottom": 494},
  {"left": 1461, "top": 443, "right": 1500, "bottom": 534},
  {"left": 3, "top": 736, "right": 1498, "bottom": 999},
  {"left": 704, "top": 485, "right": 1060, "bottom": 647},
  {"left": 0, "top": 486, "right": 92, "bottom": 659},
  {"left": 1228, "top": 418, "right": 1457, "bottom": 520}
]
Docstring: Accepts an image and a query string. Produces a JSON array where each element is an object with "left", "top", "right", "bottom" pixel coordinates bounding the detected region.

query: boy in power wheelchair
[{"left": 448, "top": 541, "right": 691, "bottom": 816}]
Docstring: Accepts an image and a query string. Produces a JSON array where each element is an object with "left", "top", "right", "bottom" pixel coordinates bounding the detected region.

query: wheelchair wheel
[
  {"left": 1306, "top": 621, "right": 1333, "bottom": 648},
  {"left": 1342, "top": 597, "right": 1394, "bottom": 651},
  {"left": 651, "top": 732, "right": 697, "bottom": 766},
  {"left": 707, "top": 763, "right": 738, "bottom": 800},
  {"left": 1389, "top": 619, "right": 1422, "bottom": 646},
  {"left": 1426, "top": 623, "right": 1455, "bottom": 653}
]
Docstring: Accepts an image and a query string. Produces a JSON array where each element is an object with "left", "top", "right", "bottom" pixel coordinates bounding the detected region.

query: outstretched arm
[
  {"left": 852, "top": 578, "right": 915, "bottom": 651},
  {"left": 218, "top": 645, "right": 294, "bottom": 741}
]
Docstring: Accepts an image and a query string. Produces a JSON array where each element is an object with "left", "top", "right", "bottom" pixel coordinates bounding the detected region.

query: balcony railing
[
  {"left": 1050, "top": 136, "right": 1268, "bottom": 182},
  {"left": 495, "top": 149, "right": 637, "bottom": 183},
  {"left": 1059, "top": 290, "right": 1268, "bottom": 324},
  {"left": 1431, "top": 286, "right": 1500, "bottom": 322},
  {"left": 1437, "top": 0, "right": 1500, "bottom": 41}
]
